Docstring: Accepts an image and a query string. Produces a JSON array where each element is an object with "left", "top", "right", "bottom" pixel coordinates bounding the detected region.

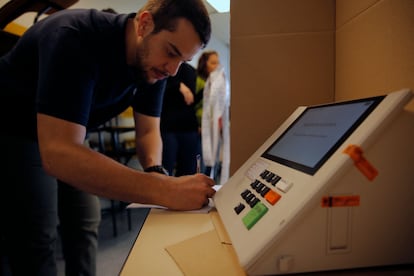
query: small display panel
[{"left": 262, "top": 95, "right": 385, "bottom": 175}]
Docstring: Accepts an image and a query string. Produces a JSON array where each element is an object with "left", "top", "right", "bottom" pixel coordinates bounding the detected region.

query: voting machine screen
[{"left": 214, "top": 88, "right": 414, "bottom": 275}]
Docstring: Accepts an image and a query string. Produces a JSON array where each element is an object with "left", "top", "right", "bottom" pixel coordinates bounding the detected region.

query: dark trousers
[
  {"left": 0, "top": 136, "right": 100, "bottom": 276},
  {"left": 58, "top": 181, "right": 100, "bottom": 276}
]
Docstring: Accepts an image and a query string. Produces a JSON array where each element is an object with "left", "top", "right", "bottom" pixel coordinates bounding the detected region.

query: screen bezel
[{"left": 261, "top": 95, "right": 385, "bottom": 175}]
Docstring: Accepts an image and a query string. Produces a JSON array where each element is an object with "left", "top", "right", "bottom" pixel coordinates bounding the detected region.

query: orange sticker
[
  {"left": 321, "top": 195, "right": 360, "bottom": 207},
  {"left": 343, "top": 145, "right": 378, "bottom": 181}
]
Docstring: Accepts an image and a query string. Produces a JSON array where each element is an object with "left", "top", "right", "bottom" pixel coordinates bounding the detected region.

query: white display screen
[{"left": 262, "top": 95, "right": 384, "bottom": 175}]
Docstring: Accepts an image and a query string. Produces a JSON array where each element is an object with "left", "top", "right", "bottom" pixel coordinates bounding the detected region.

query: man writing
[{"left": 0, "top": 0, "right": 215, "bottom": 275}]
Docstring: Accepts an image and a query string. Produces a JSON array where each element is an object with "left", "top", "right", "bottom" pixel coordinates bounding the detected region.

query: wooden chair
[{"left": 0, "top": 0, "right": 78, "bottom": 29}]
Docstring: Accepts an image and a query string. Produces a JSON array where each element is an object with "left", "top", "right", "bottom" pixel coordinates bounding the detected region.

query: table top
[{"left": 120, "top": 209, "right": 217, "bottom": 276}]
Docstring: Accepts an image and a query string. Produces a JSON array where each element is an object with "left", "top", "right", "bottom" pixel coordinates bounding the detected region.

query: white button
[{"left": 276, "top": 179, "right": 293, "bottom": 193}]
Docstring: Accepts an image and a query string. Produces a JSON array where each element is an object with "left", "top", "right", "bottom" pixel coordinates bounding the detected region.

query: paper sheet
[
  {"left": 127, "top": 185, "right": 222, "bottom": 214},
  {"left": 127, "top": 198, "right": 214, "bottom": 214},
  {"left": 165, "top": 230, "right": 246, "bottom": 276}
]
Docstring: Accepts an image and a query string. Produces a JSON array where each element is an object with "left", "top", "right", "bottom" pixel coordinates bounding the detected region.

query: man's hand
[
  {"left": 179, "top": 82, "right": 194, "bottom": 105},
  {"left": 161, "top": 173, "right": 216, "bottom": 210}
]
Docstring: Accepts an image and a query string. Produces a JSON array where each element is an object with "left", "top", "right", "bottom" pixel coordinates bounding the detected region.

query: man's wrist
[{"left": 144, "top": 165, "right": 169, "bottom": 175}]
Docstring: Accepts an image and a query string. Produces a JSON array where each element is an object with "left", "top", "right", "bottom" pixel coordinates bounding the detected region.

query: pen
[{"left": 196, "top": 154, "right": 201, "bottom": 173}]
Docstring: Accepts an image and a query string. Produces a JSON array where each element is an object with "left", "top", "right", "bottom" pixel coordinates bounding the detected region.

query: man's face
[{"left": 135, "top": 17, "right": 203, "bottom": 84}]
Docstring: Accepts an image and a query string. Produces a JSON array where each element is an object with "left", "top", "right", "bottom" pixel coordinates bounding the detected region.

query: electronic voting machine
[{"left": 214, "top": 88, "right": 414, "bottom": 275}]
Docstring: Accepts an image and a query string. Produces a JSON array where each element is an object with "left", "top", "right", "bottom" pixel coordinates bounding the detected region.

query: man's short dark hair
[{"left": 138, "top": 0, "right": 211, "bottom": 48}]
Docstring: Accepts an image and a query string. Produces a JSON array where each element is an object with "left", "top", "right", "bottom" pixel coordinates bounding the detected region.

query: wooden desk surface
[{"left": 120, "top": 209, "right": 215, "bottom": 276}]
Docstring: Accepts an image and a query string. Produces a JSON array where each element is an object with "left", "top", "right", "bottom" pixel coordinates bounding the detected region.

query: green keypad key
[{"left": 242, "top": 202, "right": 268, "bottom": 230}]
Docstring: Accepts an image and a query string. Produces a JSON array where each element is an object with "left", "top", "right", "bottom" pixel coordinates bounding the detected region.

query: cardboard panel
[
  {"left": 229, "top": 0, "right": 414, "bottom": 174},
  {"left": 335, "top": 0, "right": 414, "bottom": 100},
  {"left": 336, "top": 0, "right": 380, "bottom": 28},
  {"left": 231, "top": 0, "right": 335, "bottom": 37},
  {"left": 230, "top": 33, "right": 334, "bottom": 172}
]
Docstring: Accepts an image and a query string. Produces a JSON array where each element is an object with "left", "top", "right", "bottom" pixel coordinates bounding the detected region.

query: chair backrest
[
  {"left": 0, "top": 0, "right": 78, "bottom": 57},
  {"left": 0, "top": 0, "right": 78, "bottom": 29}
]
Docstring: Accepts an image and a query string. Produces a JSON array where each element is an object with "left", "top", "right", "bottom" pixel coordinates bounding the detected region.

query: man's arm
[{"left": 37, "top": 113, "right": 216, "bottom": 210}]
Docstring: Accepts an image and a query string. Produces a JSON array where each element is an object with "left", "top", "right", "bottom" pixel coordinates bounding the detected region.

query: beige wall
[
  {"left": 230, "top": 0, "right": 414, "bottom": 175},
  {"left": 230, "top": 0, "right": 335, "bottom": 173}
]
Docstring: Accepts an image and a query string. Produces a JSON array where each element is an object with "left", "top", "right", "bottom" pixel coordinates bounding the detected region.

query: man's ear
[{"left": 137, "top": 11, "right": 154, "bottom": 36}]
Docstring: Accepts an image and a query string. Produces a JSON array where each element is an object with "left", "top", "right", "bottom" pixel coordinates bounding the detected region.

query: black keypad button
[{"left": 234, "top": 203, "right": 245, "bottom": 214}]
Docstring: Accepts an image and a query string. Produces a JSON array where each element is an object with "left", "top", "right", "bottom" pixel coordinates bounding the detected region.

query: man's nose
[{"left": 166, "top": 60, "right": 182, "bottom": 77}]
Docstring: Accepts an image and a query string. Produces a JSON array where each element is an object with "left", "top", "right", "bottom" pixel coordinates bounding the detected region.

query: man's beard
[{"left": 134, "top": 38, "right": 151, "bottom": 83}]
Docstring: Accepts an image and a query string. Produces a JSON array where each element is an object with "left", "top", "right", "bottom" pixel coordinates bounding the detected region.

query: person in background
[
  {"left": 161, "top": 62, "right": 200, "bottom": 176},
  {"left": 195, "top": 51, "right": 220, "bottom": 134},
  {"left": 0, "top": 0, "right": 215, "bottom": 275},
  {"left": 194, "top": 51, "right": 220, "bottom": 176},
  {"left": 201, "top": 61, "right": 231, "bottom": 185}
]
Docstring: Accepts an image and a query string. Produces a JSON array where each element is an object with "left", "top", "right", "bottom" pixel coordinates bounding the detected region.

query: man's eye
[{"left": 167, "top": 51, "right": 176, "bottom": 57}]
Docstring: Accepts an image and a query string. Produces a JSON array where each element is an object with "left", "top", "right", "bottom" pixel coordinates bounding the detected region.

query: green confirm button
[{"left": 242, "top": 202, "right": 268, "bottom": 230}]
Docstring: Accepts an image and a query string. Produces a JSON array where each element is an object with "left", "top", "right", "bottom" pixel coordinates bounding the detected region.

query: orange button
[{"left": 265, "top": 190, "right": 281, "bottom": 205}]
